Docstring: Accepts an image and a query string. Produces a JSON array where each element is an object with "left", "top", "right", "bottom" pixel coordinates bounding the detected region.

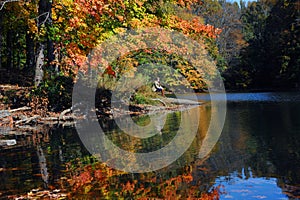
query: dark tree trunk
[
  {"left": 47, "top": 36, "right": 54, "bottom": 66},
  {"left": 6, "top": 30, "right": 13, "bottom": 69},
  {"left": 38, "top": 0, "right": 54, "bottom": 67},
  {"left": 26, "top": 32, "right": 35, "bottom": 70},
  {"left": 0, "top": 12, "right": 3, "bottom": 69}
]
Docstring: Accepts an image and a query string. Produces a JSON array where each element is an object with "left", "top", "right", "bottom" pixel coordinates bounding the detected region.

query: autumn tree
[
  {"left": 50, "top": 0, "right": 222, "bottom": 90},
  {"left": 0, "top": 0, "right": 223, "bottom": 109}
]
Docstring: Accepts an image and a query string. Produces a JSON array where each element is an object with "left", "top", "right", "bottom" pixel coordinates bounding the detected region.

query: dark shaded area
[{"left": 223, "top": 0, "right": 299, "bottom": 90}]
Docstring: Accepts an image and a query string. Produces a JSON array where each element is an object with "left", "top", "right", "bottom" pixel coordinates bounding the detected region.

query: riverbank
[{"left": 0, "top": 84, "right": 201, "bottom": 133}]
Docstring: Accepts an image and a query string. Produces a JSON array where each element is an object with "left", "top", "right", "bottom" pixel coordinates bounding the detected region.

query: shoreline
[{"left": 0, "top": 97, "right": 202, "bottom": 133}]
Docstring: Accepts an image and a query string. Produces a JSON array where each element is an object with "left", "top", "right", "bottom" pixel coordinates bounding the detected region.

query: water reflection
[
  {"left": 202, "top": 94, "right": 300, "bottom": 199},
  {"left": 0, "top": 92, "right": 299, "bottom": 199},
  {"left": 0, "top": 126, "right": 90, "bottom": 197},
  {"left": 213, "top": 168, "right": 289, "bottom": 200},
  {"left": 182, "top": 91, "right": 300, "bottom": 102}
]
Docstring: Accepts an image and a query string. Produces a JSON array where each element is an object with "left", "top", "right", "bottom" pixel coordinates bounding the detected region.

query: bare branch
[
  {"left": 0, "top": 0, "right": 19, "bottom": 10},
  {"left": 36, "top": 12, "right": 50, "bottom": 27}
]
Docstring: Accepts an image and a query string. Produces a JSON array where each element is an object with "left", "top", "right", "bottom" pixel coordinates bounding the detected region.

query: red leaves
[{"left": 103, "top": 65, "right": 116, "bottom": 78}]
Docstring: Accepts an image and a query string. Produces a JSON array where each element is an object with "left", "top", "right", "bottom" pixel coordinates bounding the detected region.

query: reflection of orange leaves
[
  {"left": 182, "top": 174, "right": 193, "bottom": 182},
  {"left": 163, "top": 185, "right": 177, "bottom": 199}
]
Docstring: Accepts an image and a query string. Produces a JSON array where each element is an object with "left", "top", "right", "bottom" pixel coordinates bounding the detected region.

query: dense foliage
[
  {"left": 223, "top": 0, "right": 299, "bottom": 89},
  {"left": 0, "top": 0, "right": 299, "bottom": 109},
  {"left": 0, "top": 0, "right": 224, "bottom": 110}
]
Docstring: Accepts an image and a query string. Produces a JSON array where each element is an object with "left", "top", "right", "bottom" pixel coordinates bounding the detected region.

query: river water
[{"left": 0, "top": 92, "right": 299, "bottom": 199}]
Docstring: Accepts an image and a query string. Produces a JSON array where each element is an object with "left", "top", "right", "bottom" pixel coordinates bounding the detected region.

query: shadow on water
[{"left": 0, "top": 92, "right": 299, "bottom": 198}]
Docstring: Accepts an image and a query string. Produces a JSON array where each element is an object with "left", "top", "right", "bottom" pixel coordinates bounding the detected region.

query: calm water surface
[{"left": 0, "top": 92, "right": 299, "bottom": 199}]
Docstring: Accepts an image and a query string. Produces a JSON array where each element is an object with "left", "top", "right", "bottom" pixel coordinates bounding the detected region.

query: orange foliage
[{"left": 52, "top": 0, "right": 221, "bottom": 79}]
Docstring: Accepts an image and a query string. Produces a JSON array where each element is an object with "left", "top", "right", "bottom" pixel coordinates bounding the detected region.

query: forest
[
  {"left": 0, "top": 0, "right": 299, "bottom": 199},
  {"left": 0, "top": 0, "right": 299, "bottom": 111}
]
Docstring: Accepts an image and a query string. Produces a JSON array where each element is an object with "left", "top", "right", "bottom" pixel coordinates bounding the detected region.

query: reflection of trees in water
[
  {"left": 101, "top": 111, "right": 179, "bottom": 153},
  {"left": 62, "top": 105, "right": 222, "bottom": 198},
  {"left": 2, "top": 101, "right": 299, "bottom": 198},
  {"left": 0, "top": 125, "right": 88, "bottom": 197},
  {"left": 199, "top": 102, "right": 300, "bottom": 198},
  {"left": 0, "top": 125, "right": 52, "bottom": 195}
]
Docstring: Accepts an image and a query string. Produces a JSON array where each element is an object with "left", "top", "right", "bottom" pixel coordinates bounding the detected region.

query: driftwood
[
  {"left": 0, "top": 106, "right": 31, "bottom": 119},
  {"left": 10, "top": 106, "right": 31, "bottom": 113},
  {"left": 59, "top": 108, "right": 72, "bottom": 121},
  {"left": 42, "top": 117, "right": 59, "bottom": 121},
  {"left": 15, "top": 115, "right": 40, "bottom": 125}
]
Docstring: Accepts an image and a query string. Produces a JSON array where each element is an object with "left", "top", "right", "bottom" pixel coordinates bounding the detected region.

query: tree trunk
[
  {"left": 34, "top": 0, "right": 54, "bottom": 86},
  {"left": 35, "top": 44, "right": 44, "bottom": 87}
]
